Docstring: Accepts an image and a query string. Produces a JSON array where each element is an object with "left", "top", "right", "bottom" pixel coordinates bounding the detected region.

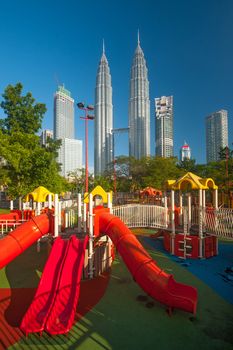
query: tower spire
[
  {"left": 103, "top": 38, "right": 105, "bottom": 54},
  {"left": 137, "top": 29, "right": 140, "bottom": 46}
]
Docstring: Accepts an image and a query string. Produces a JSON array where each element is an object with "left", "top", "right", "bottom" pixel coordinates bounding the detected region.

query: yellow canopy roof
[
  {"left": 25, "top": 186, "right": 54, "bottom": 202},
  {"left": 165, "top": 172, "right": 218, "bottom": 191},
  {"left": 84, "top": 185, "right": 112, "bottom": 204}
]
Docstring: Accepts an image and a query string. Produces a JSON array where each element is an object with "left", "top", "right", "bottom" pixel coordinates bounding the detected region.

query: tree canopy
[
  {"left": 0, "top": 83, "right": 46, "bottom": 134},
  {"left": 0, "top": 83, "right": 67, "bottom": 199}
]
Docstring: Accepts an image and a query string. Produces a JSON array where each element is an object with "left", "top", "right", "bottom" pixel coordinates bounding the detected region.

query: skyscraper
[
  {"left": 94, "top": 42, "right": 113, "bottom": 175},
  {"left": 206, "top": 109, "right": 228, "bottom": 163},
  {"left": 180, "top": 141, "right": 191, "bottom": 161},
  {"left": 155, "top": 95, "right": 174, "bottom": 158},
  {"left": 59, "top": 138, "right": 82, "bottom": 177},
  {"left": 54, "top": 85, "right": 74, "bottom": 140},
  {"left": 54, "top": 85, "right": 82, "bottom": 177},
  {"left": 129, "top": 32, "right": 150, "bottom": 159}
]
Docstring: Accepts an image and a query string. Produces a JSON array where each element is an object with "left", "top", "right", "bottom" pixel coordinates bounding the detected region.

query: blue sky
[{"left": 0, "top": 0, "right": 233, "bottom": 168}]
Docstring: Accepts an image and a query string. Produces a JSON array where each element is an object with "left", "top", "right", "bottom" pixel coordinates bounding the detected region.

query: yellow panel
[
  {"left": 24, "top": 186, "right": 54, "bottom": 202},
  {"left": 84, "top": 185, "right": 112, "bottom": 204}
]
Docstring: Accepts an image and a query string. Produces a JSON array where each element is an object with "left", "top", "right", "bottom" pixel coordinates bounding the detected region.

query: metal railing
[
  {"left": 0, "top": 219, "right": 27, "bottom": 236},
  {"left": 112, "top": 204, "right": 168, "bottom": 228},
  {"left": 203, "top": 207, "right": 233, "bottom": 239}
]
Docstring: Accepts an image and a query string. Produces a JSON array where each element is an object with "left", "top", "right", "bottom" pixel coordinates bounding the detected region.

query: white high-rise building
[
  {"left": 94, "top": 42, "right": 113, "bottom": 175},
  {"left": 129, "top": 32, "right": 150, "bottom": 159},
  {"left": 206, "top": 110, "right": 228, "bottom": 163},
  {"left": 155, "top": 96, "right": 174, "bottom": 158},
  {"left": 59, "top": 138, "right": 82, "bottom": 177},
  {"left": 54, "top": 85, "right": 74, "bottom": 140},
  {"left": 54, "top": 85, "right": 82, "bottom": 177}
]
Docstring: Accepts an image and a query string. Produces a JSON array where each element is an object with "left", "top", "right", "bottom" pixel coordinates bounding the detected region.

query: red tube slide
[
  {"left": 96, "top": 209, "right": 197, "bottom": 314},
  {"left": 0, "top": 214, "right": 50, "bottom": 269},
  {"left": 20, "top": 237, "right": 69, "bottom": 335}
]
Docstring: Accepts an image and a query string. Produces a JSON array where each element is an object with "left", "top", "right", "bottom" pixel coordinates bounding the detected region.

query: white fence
[
  {"left": 112, "top": 204, "right": 168, "bottom": 229},
  {"left": 203, "top": 207, "right": 233, "bottom": 239},
  {"left": 0, "top": 219, "right": 27, "bottom": 236}
]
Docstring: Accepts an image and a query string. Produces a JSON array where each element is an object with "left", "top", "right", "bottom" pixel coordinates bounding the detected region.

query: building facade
[
  {"left": 129, "top": 33, "right": 150, "bottom": 159},
  {"left": 180, "top": 141, "right": 191, "bottom": 161},
  {"left": 59, "top": 138, "right": 82, "bottom": 177},
  {"left": 53, "top": 85, "right": 82, "bottom": 177},
  {"left": 94, "top": 43, "right": 113, "bottom": 175},
  {"left": 40, "top": 129, "right": 53, "bottom": 147},
  {"left": 54, "top": 85, "right": 74, "bottom": 140},
  {"left": 155, "top": 95, "right": 174, "bottom": 158},
  {"left": 206, "top": 110, "right": 228, "bottom": 163}
]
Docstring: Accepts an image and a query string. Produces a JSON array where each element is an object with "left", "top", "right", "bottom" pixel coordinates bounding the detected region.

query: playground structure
[
  {"left": 139, "top": 187, "right": 162, "bottom": 204},
  {"left": 0, "top": 185, "right": 199, "bottom": 335},
  {"left": 1, "top": 175, "right": 233, "bottom": 335}
]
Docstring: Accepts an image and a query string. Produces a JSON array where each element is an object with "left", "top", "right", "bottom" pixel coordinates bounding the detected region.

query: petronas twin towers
[{"left": 94, "top": 33, "right": 150, "bottom": 175}]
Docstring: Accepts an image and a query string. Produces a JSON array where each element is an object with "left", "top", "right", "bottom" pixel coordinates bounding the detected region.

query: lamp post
[{"left": 77, "top": 102, "right": 94, "bottom": 193}]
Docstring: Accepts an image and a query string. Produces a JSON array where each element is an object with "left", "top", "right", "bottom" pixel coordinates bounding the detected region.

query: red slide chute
[{"left": 20, "top": 235, "right": 88, "bottom": 335}]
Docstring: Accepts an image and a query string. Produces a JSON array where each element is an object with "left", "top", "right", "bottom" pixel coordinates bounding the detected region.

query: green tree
[
  {"left": 0, "top": 83, "right": 67, "bottom": 199},
  {"left": 219, "top": 146, "right": 233, "bottom": 160},
  {"left": 112, "top": 156, "right": 182, "bottom": 192},
  {"left": 0, "top": 131, "right": 67, "bottom": 198},
  {"left": 93, "top": 174, "right": 113, "bottom": 192},
  {"left": 143, "top": 157, "right": 182, "bottom": 189},
  {"left": 0, "top": 83, "right": 46, "bottom": 134},
  {"left": 67, "top": 168, "right": 86, "bottom": 194},
  {"left": 177, "top": 158, "right": 197, "bottom": 173}
]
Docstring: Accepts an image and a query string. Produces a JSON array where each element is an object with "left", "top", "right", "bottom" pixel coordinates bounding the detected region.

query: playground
[{"left": 0, "top": 174, "right": 233, "bottom": 349}]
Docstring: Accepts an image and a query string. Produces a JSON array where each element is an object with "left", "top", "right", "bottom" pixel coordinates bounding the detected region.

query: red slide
[
  {"left": 0, "top": 214, "right": 50, "bottom": 269},
  {"left": 20, "top": 237, "right": 70, "bottom": 335},
  {"left": 20, "top": 235, "right": 88, "bottom": 335},
  {"left": 45, "top": 235, "right": 88, "bottom": 335},
  {"left": 95, "top": 208, "right": 197, "bottom": 315}
]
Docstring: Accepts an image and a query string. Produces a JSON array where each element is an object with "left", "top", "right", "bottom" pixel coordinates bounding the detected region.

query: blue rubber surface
[{"left": 143, "top": 236, "right": 233, "bottom": 305}]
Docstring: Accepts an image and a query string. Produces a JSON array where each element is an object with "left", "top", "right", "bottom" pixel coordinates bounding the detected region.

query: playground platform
[{"left": 0, "top": 231, "right": 233, "bottom": 350}]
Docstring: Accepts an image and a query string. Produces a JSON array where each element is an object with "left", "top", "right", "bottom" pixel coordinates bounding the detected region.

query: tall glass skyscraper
[
  {"left": 206, "top": 110, "right": 228, "bottom": 163},
  {"left": 94, "top": 43, "right": 113, "bottom": 175},
  {"left": 129, "top": 33, "right": 150, "bottom": 159},
  {"left": 155, "top": 95, "right": 174, "bottom": 158},
  {"left": 54, "top": 85, "right": 74, "bottom": 140},
  {"left": 54, "top": 85, "right": 82, "bottom": 177}
]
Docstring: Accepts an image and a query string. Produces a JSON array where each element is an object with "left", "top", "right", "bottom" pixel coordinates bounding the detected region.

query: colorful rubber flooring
[{"left": 0, "top": 236, "right": 233, "bottom": 350}]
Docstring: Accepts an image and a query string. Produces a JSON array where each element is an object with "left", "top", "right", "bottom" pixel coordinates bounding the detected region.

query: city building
[
  {"left": 53, "top": 85, "right": 82, "bottom": 177},
  {"left": 129, "top": 32, "right": 150, "bottom": 159},
  {"left": 59, "top": 138, "right": 82, "bottom": 177},
  {"left": 155, "top": 95, "right": 174, "bottom": 158},
  {"left": 206, "top": 109, "right": 228, "bottom": 163},
  {"left": 180, "top": 141, "right": 191, "bottom": 161},
  {"left": 54, "top": 85, "right": 74, "bottom": 140},
  {"left": 40, "top": 129, "right": 53, "bottom": 147},
  {"left": 94, "top": 42, "right": 113, "bottom": 175}
]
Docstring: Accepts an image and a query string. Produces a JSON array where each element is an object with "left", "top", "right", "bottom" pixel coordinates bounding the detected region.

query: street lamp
[{"left": 77, "top": 102, "right": 94, "bottom": 193}]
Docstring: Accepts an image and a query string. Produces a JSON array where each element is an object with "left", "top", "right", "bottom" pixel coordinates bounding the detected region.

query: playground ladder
[{"left": 178, "top": 207, "right": 192, "bottom": 259}]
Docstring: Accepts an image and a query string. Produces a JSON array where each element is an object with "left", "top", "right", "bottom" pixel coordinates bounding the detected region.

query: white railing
[
  {"left": 64, "top": 208, "right": 77, "bottom": 229},
  {"left": 0, "top": 219, "right": 27, "bottom": 236},
  {"left": 112, "top": 204, "right": 168, "bottom": 228},
  {"left": 191, "top": 206, "right": 199, "bottom": 226},
  {"left": 203, "top": 207, "right": 233, "bottom": 239}
]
